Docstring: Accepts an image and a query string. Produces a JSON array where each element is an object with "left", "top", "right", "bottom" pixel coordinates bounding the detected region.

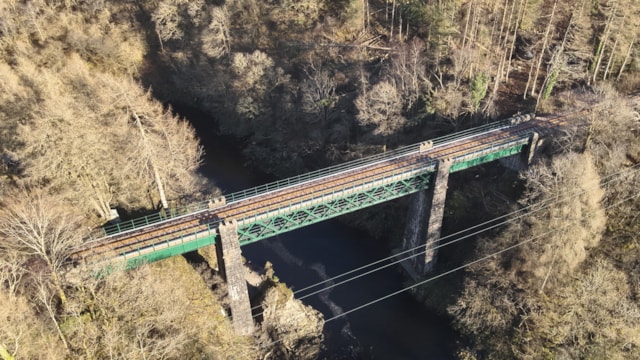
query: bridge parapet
[{"left": 86, "top": 116, "right": 523, "bottom": 241}]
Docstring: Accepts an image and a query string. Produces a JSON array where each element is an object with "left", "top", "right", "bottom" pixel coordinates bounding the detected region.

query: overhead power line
[
  {"left": 242, "top": 177, "right": 639, "bottom": 356},
  {"left": 273, "top": 163, "right": 640, "bottom": 306},
  {"left": 325, "top": 189, "right": 640, "bottom": 323},
  {"left": 246, "top": 163, "right": 640, "bottom": 318}
]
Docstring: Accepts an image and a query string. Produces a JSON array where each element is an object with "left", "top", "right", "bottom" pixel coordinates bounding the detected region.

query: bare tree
[
  {"left": 448, "top": 152, "right": 610, "bottom": 357},
  {"left": 387, "top": 39, "right": 430, "bottom": 111},
  {"left": 515, "top": 153, "right": 606, "bottom": 291},
  {"left": 14, "top": 57, "right": 133, "bottom": 220},
  {"left": 12, "top": 55, "right": 204, "bottom": 218},
  {"left": 590, "top": 0, "right": 619, "bottom": 83},
  {"left": 228, "top": 51, "right": 288, "bottom": 136},
  {"left": 0, "top": 250, "right": 26, "bottom": 297},
  {"left": 529, "top": 0, "right": 558, "bottom": 97},
  {"left": 201, "top": 5, "right": 231, "bottom": 59},
  {"left": 33, "top": 274, "right": 68, "bottom": 349},
  {"left": 151, "top": 0, "right": 185, "bottom": 50},
  {"left": 300, "top": 64, "right": 337, "bottom": 125},
  {"left": 0, "top": 189, "right": 83, "bottom": 305},
  {"left": 355, "top": 80, "right": 406, "bottom": 143},
  {"left": 0, "top": 291, "right": 65, "bottom": 360},
  {"left": 616, "top": 35, "right": 636, "bottom": 81}
]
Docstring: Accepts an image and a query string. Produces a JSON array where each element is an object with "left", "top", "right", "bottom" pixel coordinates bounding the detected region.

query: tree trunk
[
  {"left": 617, "top": 36, "right": 636, "bottom": 81},
  {"left": 51, "top": 271, "right": 67, "bottom": 308},
  {"left": 537, "top": 10, "right": 574, "bottom": 108},
  {"left": 602, "top": 36, "right": 618, "bottom": 80},
  {"left": 462, "top": 1, "right": 473, "bottom": 48},
  {"left": 505, "top": 0, "right": 525, "bottom": 82},
  {"left": 497, "top": 0, "right": 509, "bottom": 46},
  {"left": 81, "top": 175, "right": 111, "bottom": 220},
  {"left": 133, "top": 113, "right": 169, "bottom": 210},
  {"left": 591, "top": 1, "right": 618, "bottom": 83},
  {"left": 366, "top": 0, "right": 370, "bottom": 30},
  {"left": 531, "top": 0, "right": 557, "bottom": 97},
  {"left": 390, "top": 0, "right": 396, "bottom": 40},
  {"left": 524, "top": 57, "right": 534, "bottom": 99}
]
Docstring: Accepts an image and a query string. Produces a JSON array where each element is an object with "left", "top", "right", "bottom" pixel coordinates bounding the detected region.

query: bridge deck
[{"left": 69, "top": 111, "right": 584, "bottom": 269}]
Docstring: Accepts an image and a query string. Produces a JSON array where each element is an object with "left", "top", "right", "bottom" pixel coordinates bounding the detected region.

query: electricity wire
[
  {"left": 246, "top": 175, "right": 639, "bottom": 356},
  {"left": 266, "top": 163, "right": 640, "bottom": 306},
  {"left": 246, "top": 163, "right": 640, "bottom": 318},
  {"left": 324, "top": 190, "right": 640, "bottom": 323}
]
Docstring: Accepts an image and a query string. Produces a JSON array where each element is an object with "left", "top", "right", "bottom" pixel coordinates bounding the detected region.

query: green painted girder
[
  {"left": 95, "top": 227, "right": 219, "bottom": 272},
  {"left": 451, "top": 143, "right": 526, "bottom": 172},
  {"left": 89, "top": 135, "right": 534, "bottom": 270},
  {"left": 235, "top": 172, "right": 433, "bottom": 244},
  {"left": 233, "top": 140, "right": 529, "bottom": 245},
  {"left": 102, "top": 140, "right": 530, "bottom": 269}
]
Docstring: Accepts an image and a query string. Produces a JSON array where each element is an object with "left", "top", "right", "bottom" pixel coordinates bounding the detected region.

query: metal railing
[{"left": 92, "top": 116, "right": 532, "bottom": 240}]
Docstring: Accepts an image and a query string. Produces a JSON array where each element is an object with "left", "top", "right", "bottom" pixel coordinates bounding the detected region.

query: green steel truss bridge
[{"left": 69, "top": 112, "right": 575, "bottom": 270}]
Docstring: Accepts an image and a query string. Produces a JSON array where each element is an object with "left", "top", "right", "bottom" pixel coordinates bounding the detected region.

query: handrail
[
  {"left": 92, "top": 116, "right": 530, "bottom": 240},
  {"left": 78, "top": 130, "right": 534, "bottom": 263}
]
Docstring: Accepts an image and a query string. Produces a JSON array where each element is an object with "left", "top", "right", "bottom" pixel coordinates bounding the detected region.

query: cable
[
  {"left": 247, "top": 163, "right": 640, "bottom": 316},
  {"left": 248, "top": 163, "right": 639, "bottom": 314},
  {"left": 250, "top": 185, "right": 640, "bottom": 354},
  {"left": 282, "top": 163, "right": 640, "bottom": 301},
  {"left": 324, "top": 191, "right": 640, "bottom": 323}
]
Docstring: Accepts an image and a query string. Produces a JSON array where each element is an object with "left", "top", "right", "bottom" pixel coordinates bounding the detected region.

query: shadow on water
[{"left": 172, "top": 104, "right": 458, "bottom": 359}]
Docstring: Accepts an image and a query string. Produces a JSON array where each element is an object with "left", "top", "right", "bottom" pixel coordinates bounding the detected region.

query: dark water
[{"left": 177, "top": 105, "right": 458, "bottom": 359}]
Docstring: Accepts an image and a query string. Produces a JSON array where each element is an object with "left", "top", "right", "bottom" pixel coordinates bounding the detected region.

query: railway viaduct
[{"left": 68, "top": 111, "right": 577, "bottom": 335}]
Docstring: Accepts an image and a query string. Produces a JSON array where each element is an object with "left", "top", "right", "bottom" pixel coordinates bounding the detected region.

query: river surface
[{"left": 178, "top": 105, "right": 458, "bottom": 359}]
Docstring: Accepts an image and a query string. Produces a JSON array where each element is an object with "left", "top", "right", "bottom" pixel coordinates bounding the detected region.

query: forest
[{"left": 0, "top": 0, "right": 638, "bottom": 358}]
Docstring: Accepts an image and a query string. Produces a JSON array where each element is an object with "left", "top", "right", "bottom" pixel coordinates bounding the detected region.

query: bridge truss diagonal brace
[
  {"left": 235, "top": 171, "right": 433, "bottom": 245},
  {"left": 216, "top": 220, "right": 254, "bottom": 336},
  {"left": 423, "top": 158, "right": 452, "bottom": 274}
]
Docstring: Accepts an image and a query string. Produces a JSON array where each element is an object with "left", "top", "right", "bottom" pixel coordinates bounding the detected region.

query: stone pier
[
  {"left": 423, "top": 158, "right": 452, "bottom": 274},
  {"left": 400, "top": 190, "right": 428, "bottom": 277},
  {"left": 216, "top": 219, "right": 254, "bottom": 336},
  {"left": 198, "top": 196, "right": 227, "bottom": 269},
  {"left": 400, "top": 158, "right": 452, "bottom": 276}
]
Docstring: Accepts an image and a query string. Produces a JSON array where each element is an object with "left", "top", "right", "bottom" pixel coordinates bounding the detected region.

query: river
[{"left": 177, "top": 105, "right": 458, "bottom": 359}]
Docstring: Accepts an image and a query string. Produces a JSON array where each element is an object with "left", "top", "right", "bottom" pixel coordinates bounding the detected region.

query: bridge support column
[
  {"left": 423, "top": 158, "right": 452, "bottom": 274},
  {"left": 216, "top": 220, "right": 254, "bottom": 336},
  {"left": 198, "top": 196, "right": 227, "bottom": 269},
  {"left": 400, "top": 158, "right": 452, "bottom": 276},
  {"left": 500, "top": 131, "right": 541, "bottom": 170},
  {"left": 401, "top": 190, "right": 429, "bottom": 277}
]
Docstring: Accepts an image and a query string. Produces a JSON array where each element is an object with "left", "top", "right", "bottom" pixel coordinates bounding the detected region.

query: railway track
[{"left": 68, "top": 108, "right": 593, "bottom": 266}]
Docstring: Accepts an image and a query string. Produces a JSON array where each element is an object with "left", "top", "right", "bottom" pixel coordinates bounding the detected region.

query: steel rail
[
  {"left": 93, "top": 118, "right": 519, "bottom": 239},
  {"left": 71, "top": 126, "right": 536, "bottom": 263},
  {"left": 70, "top": 109, "right": 588, "bottom": 266}
]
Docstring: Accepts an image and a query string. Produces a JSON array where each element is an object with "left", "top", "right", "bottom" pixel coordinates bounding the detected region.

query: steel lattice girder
[
  {"left": 97, "top": 141, "right": 530, "bottom": 270},
  {"left": 450, "top": 144, "right": 526, "bottom": 172},
  {"left": 236, "top": 172, "right": 433, "bottom": 244}
]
